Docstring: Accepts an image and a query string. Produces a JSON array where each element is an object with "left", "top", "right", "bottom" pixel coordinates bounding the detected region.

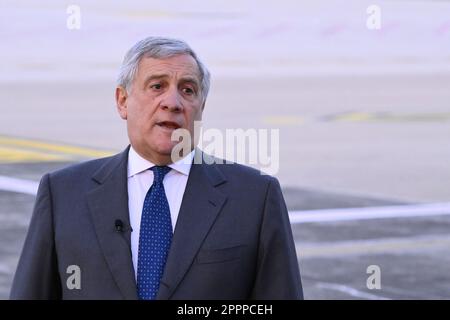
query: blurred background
[{"left": 1, "top": 0, "right": 449, "bottom": 299}]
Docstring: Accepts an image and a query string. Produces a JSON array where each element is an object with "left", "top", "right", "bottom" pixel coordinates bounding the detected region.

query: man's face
[{"left": 116, "top": 54, "right": 204, "bottom": 164}]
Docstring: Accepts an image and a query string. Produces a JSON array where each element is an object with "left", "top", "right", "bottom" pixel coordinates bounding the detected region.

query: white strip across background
[
  {"left": 288, "top": 202, "right": 450, "bottom": 223},
  {"left": 0, "top": 175, "right": 39, "bottom": 196},
  {"left": 1, "top": 175, "right": 450, "bottom": 223}
]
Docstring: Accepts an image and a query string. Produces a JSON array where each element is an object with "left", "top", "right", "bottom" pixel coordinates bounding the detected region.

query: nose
[{"left": 160, "top": 86, "right": 183, "bottom": 113}]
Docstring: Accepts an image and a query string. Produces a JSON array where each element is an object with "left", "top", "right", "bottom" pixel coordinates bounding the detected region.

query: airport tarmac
[
  {"left": 1, "top": 157, "right": 450, "bottom": 299},
  {"left": 1, "top": 0, "right": 449, "bottom": 300},
  {"left": 1, "top": 72, "right": 449, "bottom": 300}
]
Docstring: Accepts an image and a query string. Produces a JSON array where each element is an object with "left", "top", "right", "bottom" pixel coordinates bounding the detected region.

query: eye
[
  {"left": 150, "top": 83, "right": 163, "bottom": 90},
  {"left": 182, "top": 87, "right": 195, "bottom": 95}
]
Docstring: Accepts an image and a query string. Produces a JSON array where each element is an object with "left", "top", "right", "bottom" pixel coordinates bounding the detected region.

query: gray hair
[{"left": 117, "top": 36, "right": 211, "bottom": 103}]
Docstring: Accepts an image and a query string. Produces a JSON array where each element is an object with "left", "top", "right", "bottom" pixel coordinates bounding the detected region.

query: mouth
[{"left": 156, "top": 121, "right": 182, "bottom": 130}]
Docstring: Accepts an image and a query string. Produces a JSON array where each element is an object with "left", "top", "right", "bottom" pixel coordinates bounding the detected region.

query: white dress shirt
[{"left": 127, "top": 146, "right": 194, "bottom": 279}]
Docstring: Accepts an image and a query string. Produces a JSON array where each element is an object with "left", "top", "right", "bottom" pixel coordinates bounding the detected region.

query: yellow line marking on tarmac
[
  {"left": 378, "top": 112, "right": 450, "bottom": 122},
  {"left": 332, "top": 112, "right": 376, "bottom": 122},
  {"left": 0, "top": 146, "right": 68, "bottom": 163},
  {"left": 263, "top": 116, "right": 304, "bottom": 125},
  {"left": 264, "top": 112, "right": 450, "bottom": 125},
  {"left": 330, "top": 111, "right": 450, "bottom": 123},
  {"left": 0, "top": 136, "right": 114, "bottom": 159}
]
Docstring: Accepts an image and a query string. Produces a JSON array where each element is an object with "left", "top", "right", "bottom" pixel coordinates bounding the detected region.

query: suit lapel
[
  {"left": 86, "top": 146, "right": 138, "bottom": 300},
  {"left": 157, "top": 152, "right": 227, "bottom": 299}
]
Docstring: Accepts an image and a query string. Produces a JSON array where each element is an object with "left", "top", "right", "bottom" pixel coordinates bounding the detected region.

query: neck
[{"left": 131, "top": 145, "right": 194, "bottom": 166}]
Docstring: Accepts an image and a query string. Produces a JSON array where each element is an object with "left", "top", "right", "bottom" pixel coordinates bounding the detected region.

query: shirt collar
[{"left": 127, "top": 145, "right": 194, "bottom": 178}]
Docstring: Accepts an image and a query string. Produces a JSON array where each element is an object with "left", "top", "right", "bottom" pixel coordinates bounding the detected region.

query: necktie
[{"left": 137, "top": 165, "right": 172, "bottom": 300}]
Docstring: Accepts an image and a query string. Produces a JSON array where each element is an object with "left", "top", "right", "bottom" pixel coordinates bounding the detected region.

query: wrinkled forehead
[{"left": 135, "top": 54, "right": 201, "bottom": 83}]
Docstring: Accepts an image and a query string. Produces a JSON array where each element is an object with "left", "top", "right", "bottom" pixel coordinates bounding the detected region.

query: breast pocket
[{"left": 196, "top": 245, "right": 246, "bottom": 264}]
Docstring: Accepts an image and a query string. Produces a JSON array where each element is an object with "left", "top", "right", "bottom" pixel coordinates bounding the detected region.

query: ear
[{"left": 115, "top": 86, "right": 128, "bottom": 120}]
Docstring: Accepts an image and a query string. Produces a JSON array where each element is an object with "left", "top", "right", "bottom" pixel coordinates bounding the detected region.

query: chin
[{"left": 153, "top": 141, "right": 177, "bottom": 156}]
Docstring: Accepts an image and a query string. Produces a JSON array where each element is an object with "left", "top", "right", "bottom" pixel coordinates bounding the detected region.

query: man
[{"left": 10, "top": 37, "right": 303, "bottom": 299}]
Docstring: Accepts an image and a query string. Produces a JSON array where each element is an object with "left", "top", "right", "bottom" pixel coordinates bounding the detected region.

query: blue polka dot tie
[{"left": 137, "top": 165, "right": 172, "bottom": 300}]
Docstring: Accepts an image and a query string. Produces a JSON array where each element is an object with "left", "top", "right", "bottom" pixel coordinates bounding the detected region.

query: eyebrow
[
  {"left": 143, "top": 74, "right": 200, "bottom": 88},
  {"left": 179, "top": 76, "right": 200, "bottom": 87},
  {"left": 143, "top": 74, "right": 168, "bottom": 87}
]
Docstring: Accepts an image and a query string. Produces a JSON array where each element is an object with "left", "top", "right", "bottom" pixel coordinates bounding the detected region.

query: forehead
[{"left": 136, "top": 54, "right": 201, "bottom": 81}]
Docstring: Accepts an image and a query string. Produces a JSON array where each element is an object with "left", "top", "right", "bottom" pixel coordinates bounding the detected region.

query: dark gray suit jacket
[{"left": 10, "top": 147, "right": 303, "bottom": 299}]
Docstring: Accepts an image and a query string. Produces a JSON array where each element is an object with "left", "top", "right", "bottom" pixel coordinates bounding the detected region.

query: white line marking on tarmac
[
  {"left": 289, "top": 202, "right": 450, "bottom": 223},
  {"left": 296, "top": 234, "right": 450, "bottom": 258},
  {"left": 315, "top": 281, "right": 390, "bottom": 300},
  {"left": 0, "top": 176, "right": 39, "bottom": 196},
  {"left": 2, "top": 175, "right": 450, "bottom": 225}
]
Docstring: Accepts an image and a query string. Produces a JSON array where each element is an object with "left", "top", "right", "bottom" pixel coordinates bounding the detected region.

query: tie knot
[{"left": 150, "top": 166, "right": 171, "bottom": 184}]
